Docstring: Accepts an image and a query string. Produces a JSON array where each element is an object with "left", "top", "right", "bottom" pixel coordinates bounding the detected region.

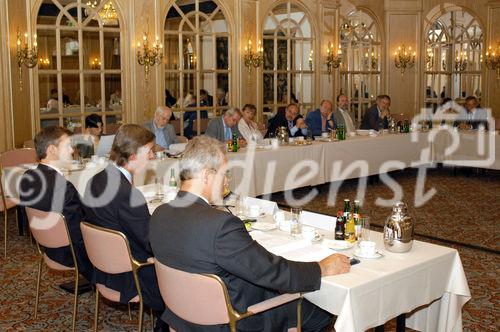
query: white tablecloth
[{"left": 249, "top": 215, "right": 470, "bottom": 332}]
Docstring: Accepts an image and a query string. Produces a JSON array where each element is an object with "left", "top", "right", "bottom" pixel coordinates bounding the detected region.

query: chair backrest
[
  {"left": 25, "top": 207, "right": 71, "bottom": 249},
  {"left": 154, "top": 259, "right": 231, "bottom": 325},
  {"left": 192, "top": 118, "right": 210, "bottom": 134},
  {"left": 80, "top": 222, "right": 134, "bottom": 274},
  {"left": 0, "top": 148, "right": 37, "bottom": 168}
]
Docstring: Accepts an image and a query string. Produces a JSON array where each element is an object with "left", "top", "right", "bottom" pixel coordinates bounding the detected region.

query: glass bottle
[
  {"left": 232, "top": 132, "right": 239, "bottom": 152},
  {"left": 343, "top": 199, "right": 350, "bottom": 219}
]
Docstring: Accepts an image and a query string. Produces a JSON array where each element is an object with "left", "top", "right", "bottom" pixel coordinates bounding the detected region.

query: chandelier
[
  {"left": 86, "top": 1, "right": 118, "bottom": 26},
  {"left": 485, "top": 43, "right": 500, "bottom": 79},
  {"left": 394, "top": 44, "right": 415, "bottom": 75}
]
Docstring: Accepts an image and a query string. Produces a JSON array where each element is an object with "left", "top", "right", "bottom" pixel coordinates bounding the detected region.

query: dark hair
[
  {"left": 50, "top": 88, "right": 57, "bottom": 95},
  {"left": 242, "top": 104, "right": 257, "bottom": 113},
  {"left": 286, "top": 103, "right": 299, "bottom": 112},
  {"left": 34, "top": 126, "right": 72, "bottom": 160},
  {"left": 465, "top": 96, "right": 477, "bottom": 103},
  {"left": 336, "top": 94, "right": 347, "bottom": 102},
  {"left": 110, "top": 124, "right": 155, "bottom": 167},
  {"left": 376, "top": 95, "right": 391, "bottom": 102},
  {"left": 441, "top": 97, "right": 452, "bottom": 106},
  {"left": 85, "top": 113, "right": 103, "bottom": 129}
]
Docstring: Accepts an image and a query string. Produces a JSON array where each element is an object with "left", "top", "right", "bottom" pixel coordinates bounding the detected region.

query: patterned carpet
[{"left": 0, "top": 167, "right": 499, "bottom": 331}]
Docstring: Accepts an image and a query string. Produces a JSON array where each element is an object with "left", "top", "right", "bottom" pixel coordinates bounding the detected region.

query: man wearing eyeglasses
[{"left": 150, "top": 136, "right": 350, "bottom": 331}]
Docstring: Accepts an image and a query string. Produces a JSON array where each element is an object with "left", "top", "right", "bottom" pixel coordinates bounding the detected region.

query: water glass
[
  {"left": 155, "top": 177, "right": 164, "bottom": 199},
  {"left": 235, "top": 194, "right": 246, "bottom": 217},
  {"left": 359, "top": 217, "right": 370, "bottom": 242},
  {"left": 290, "top": 207, "right": 302, "bottom": 238}
]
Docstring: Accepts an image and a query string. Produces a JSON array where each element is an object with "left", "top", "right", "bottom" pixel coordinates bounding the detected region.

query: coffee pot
[
  {"left": 383, "top": 201, "right": 414, "bottom": 252},
  {"left": 275, "top": 126, "right": 289, "bottom": 144}
]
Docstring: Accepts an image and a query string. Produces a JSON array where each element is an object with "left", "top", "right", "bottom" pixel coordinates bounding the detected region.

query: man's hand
[
  {"left": 153, "top": 144, "right": 165, "bottom": 153},
  {"left": 238, "top": 138, "right": 247, "bottom": 147},
  {"left": 295, "top": 118, "right": 307, "bottom": 129},
  {"left": 318, "top": 253, "right": 350, "bottom": 276}
]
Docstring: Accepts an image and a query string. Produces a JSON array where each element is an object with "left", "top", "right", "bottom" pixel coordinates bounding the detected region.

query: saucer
[
  {"left": 323, "top": 239, "right": 355, "bottom": 251},
  {"left": 309, "top": 233, "right": 324, "bottom": 243},
  {"left": 353, "top": 248, "right": 384, "bottom": 259},
  {"left": 250, "top": 222, "right": 277, "bottom": 231}
]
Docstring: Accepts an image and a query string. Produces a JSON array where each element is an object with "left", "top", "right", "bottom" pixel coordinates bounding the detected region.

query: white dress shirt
[{"left": 238, "top": 119, "right": 263, "bottom": 143}]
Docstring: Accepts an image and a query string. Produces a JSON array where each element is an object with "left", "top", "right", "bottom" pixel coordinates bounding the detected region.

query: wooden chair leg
[
  {"left": 94, "top": 290, "right": 99, "bottom": 332},
  {"left": 71, "top": 274, "right": 79, "bottom": 331},
  {"left": 34, "top": 258, "right": 43, "bottom": 319},
  {"left": 138, "top": 302, "right": 144, "bottom": 332}
]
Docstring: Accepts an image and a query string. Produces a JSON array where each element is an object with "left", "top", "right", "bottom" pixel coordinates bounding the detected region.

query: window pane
[
  {"left": 200, "top": 35, "right": 214, "bottom": 70},
  {"left": 61, "top": 73, "right": 79, "bottom": 108},
  {"left": 60, "top": 30, "right": 80, "bottom": 69},
  {"left": 165, "top": 73, "right": 180, "bottom": 107},
  {"left": 39, "top": 74, "right": 58, "bottom": 114},
  {"left": 164, "top": 34, "right": 180, "bottom": 70},
  {"left": 263, "top": 39, "right": 274, "bottom": 70},
  {"left": 82, "top": 30, "right": 101, "bottom": 70},
  {"left": 37, "top": 0, "right": 59, "bottom": 25},
  {"left": 200, "top": 72, "right": 215, "bottom": 107},
  {"left": 216, "top": 36, "right": 228, "bottom": 69},
  {"left": 105, "top": 74, "right": 121, "bottom": 111},
  {"left": 215, "top": 73, "right": 228, "bottom": 107},
  {"left": 104, "top": 31, "right": 120, "bottom": 69},
  {"left": 277, "top": 39, "right": 287, "bottom": 70},
  {"left": 83, "top": 74, "right": 102, "bottom": 110},
  {"left": 37, "top": 29, "right": 56, "bottom": 70},
  {"left": 263, "top": 73, "right": 274, "bottom": 105}
]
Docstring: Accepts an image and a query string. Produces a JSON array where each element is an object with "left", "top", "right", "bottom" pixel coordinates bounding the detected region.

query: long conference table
[
  {"left": 139, "top": 185, "right": 470, "bottom": 332},
  {"left": 3, "top": 130, "right": 498, "bottom": 199}
]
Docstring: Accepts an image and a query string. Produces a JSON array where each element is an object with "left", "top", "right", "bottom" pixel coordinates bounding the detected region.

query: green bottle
[
  {"left": 169, "top": 168, "right": 177, "bottom": 188},
  {"left": 232, "top": 132, "right": 239, "bottom": 152}
]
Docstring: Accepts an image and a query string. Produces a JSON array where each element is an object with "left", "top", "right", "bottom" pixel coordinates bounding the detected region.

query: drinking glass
[
  {"left": 235, "top": 194, "right": 246, "bottom": 217},
  {"left": 155, "top": 177, "right": 164, "bottom": 200},
  {"left": 359, "top": 217, "right": 370, "bottom": 242},
  {"left": 290, "top": 207, "right": 302, "bottom": 238}
]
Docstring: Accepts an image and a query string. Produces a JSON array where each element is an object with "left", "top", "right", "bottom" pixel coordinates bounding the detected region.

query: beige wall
[{"left": 1, "top": 0, "right": 499, "bottom": 149}]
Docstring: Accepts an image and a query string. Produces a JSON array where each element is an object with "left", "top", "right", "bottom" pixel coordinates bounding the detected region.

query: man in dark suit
[
  {"left": 82, "top": 124, "right": 165, "bottom": 316},
  {"left": 360, "top": 94, "right": 391, "bottom": 130},
  {"left": 305, "top": 100, "right": 336, "bottom": 136},
  {"left": 19, "top": 126, "right": 93, "bottom": 281},
  {"left": 205, "top": 107, "right": 244, "bottom": 143},
  {"left": 150, "top": 136, "right": 350, "bottom": 331},
  {"left": 265, "top": 103, "right": 308, "bottom": 138}
]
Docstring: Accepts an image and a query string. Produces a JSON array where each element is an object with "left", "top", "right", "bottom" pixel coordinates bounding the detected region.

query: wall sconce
[
  {"left": 454, "top": 50, "right": 468, "bottom": 72},
  {"left": 90, "top": 57, "right": 101, "bottom": 69},
  {"left": 137, "top": 32, "right": 163, "bottom": 82},
  {"left": 325, "top": 42, "right": 341, "bottom": 79},
  {"left": 485, "top": 43, "right": 500, "bottom": 79},
  {"left": 394, "top": 44, "right": 415, "bottom": 75},
  {"left": 308, "top": 49, "right": 314, "bottom": 70},
  {"left": 243, "top": 39, "right": 263, "bottom": 83},
  {"left": 364, "top": 51, "right": 378, "bottom": 70},
  {"left": 425, "top": 48, "right": 434, "bottom": 70},
  {"left": 38, "top": 56, "right": 50, "bottom": 69},
  {"left": 16, "top": 27, "right": 38, "bottom": 91}
]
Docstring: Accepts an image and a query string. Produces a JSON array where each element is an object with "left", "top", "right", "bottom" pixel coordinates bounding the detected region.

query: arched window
[
  {"left": 262, "top": 2, "right": 314, "bottom": 114},
  {"left": 424, "top": 7, "right": 483, "bottom": 110},
  {"left": 164, "top": 0, "right": 230, "bottom": 137},
  {"left": 36, "top": 0, "right": 122, "bottom": 132},
  {"left": 339, "top": 10, "right": 381, "bottom": 124}
]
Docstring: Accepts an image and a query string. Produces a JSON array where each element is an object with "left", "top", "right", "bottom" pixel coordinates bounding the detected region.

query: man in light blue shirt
[
  {"left": 144, "top": 106, "right": 179, "bottom": 150},
  {"left": 205, "top": 107, "right": 245, "bottom": 144}
]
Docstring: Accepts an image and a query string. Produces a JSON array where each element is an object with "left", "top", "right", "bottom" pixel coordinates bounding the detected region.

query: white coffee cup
[
  {"left": 321, "top": 132, "right": 329, "bottom": 138},
  {"left": 359, "top": 240, "right": 376, "bottom": 256},
  {"left": 296, "top": 136, "right": 304, "bottom": 141},
  {"left": 249, "top": 205, "right": 261, "bottom": 218},
  {"left": 302, "top": 226, "right": 316, "bottom": 241},
  {"left": 271, "top": 139, "right": 279, "bottom": 149},
  {"left": 288, "top": 137, "right": 295, "bottom": 143},
  {"left": 273, "top": 211, "right": 285, "bottom": 225}
]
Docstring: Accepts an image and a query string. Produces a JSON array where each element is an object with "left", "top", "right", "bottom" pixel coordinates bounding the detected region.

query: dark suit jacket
[
  {"left": 149, "top": 191, "right": 322, "bottom": 331},
  {"left": 360, "top": 105, "right": 388, "bottom": 130},
  {"left": 19, "top": 163, "right": 92, "bottom": 280},
  {"left": 305, "top": 109, "right": 336, "bottom": 136},
  {"left": 82, "top": 164, "right": 153, "bottom": 303},
  {"left": 205, "top": 116, "right": 241, "bottom": 142},
  {"left": 265, "top": 112, "right": 306, "bottom": 138}
]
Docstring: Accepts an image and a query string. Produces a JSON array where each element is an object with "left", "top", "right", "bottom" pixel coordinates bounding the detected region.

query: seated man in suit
[
  {"left": 150, "top": 136, "right": 350, "bottom": 331},
  {"left": 459, "top": 95, "right": 489, "bottom": 130},
  {"left": 305, "top": 99, "right": 336, "bottom": 136},
  {"left": 144, "top": 106, "right": 179, "bottom": 150},
  {"left": 82, "top": 124, "right": 165, "bottom": 318},
  {"left": 360, "top": 94, "right": 391, "bottom": 131},
  {"left": 205, "top": 107, "right": 246, "bottom": 146},
  {"left": 266, "top": 103, "right": 308, "bottom": 138},
  {"left": 19, "top": 126, "right": 93, "bottom": 281},
  {"left": 333, "top": 94, "right": 356, "bottom": 135}
]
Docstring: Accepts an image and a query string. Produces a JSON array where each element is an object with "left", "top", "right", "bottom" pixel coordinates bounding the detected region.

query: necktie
[
  {"left": 225, "top": 126, "right": 231, "bottom": 140},
  {"left": 288, "top": 120, "right": 293, "bottom": 130}
]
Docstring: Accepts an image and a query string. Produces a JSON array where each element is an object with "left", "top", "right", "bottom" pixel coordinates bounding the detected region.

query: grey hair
[
  {"left": 179, "top": 136, "right": 227, "bottom": 181},
  {"left": 223, "top": 107, "right": 241, "bottom": 118},
  {"left": 155, "top": 106, "right": 171, "bottom": 116}
]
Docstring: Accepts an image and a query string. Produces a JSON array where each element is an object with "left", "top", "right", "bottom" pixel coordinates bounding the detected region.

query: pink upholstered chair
[
  {"left": 25, "top": 207, "right": 80, "bottom": 331},
  {"left": 0, "top": 148, "right": 37, "bottom": 258},
  {"left": 80, "top": 222, "right": 153, "bottom": 332},
  {"left": 153, "top": 259, "right": 302, "bottom": 332}
]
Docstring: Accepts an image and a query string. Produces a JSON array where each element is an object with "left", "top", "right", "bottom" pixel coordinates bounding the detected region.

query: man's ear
[
  {"left": 46, "top": 144, "right": 57, "bottom": 157},
  {"left": 128, "top": 153, "right": 137, "bottom": 162}
]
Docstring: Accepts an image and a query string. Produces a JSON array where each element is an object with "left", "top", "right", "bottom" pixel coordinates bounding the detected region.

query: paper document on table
[{"left": 301, "top": 211, "right": 336, "bottom": 231}]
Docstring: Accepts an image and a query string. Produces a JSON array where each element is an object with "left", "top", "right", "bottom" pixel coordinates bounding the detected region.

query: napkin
[
  {"left": 300, "top": 210, "right": 336, "bottom": 231},
  {"left": 244, "top": 197, "right": 278, "bottom": 215}
]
